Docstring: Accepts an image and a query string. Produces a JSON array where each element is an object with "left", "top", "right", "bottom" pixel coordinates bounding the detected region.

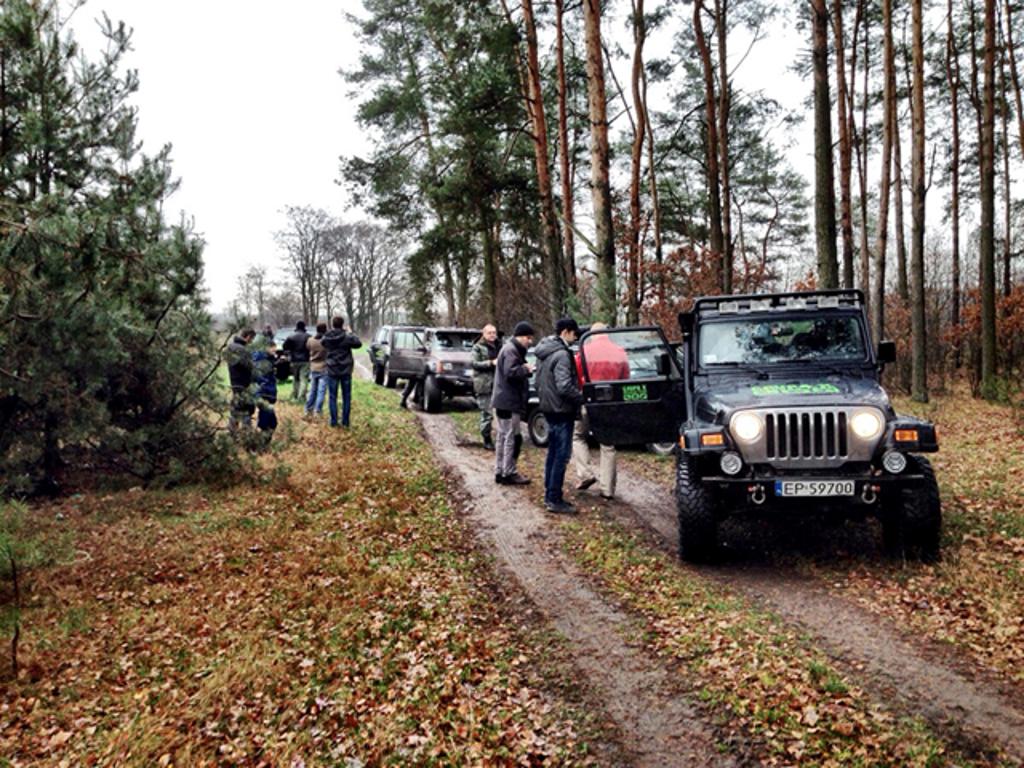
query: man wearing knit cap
[
  {"left": 534, "top": 317, "right": 584, "bottom": 513},
  {"left": 490, "top": 321, "right": 536, "bottom": 484}
]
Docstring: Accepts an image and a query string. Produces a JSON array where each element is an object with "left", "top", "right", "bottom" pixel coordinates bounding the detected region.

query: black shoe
[
  {"left": 482, "top": 433, "right": 495, "bottom": 451},
  {"left": 600, "top": 494, "right": 614, "bottom": 500},
  {"left": 504, "top": 473, "right": 531, "bottom": 485},
  {"left": 400, "top": 399, "right": 408, "bottom": 409},
  {"left": 575, "top": 477, "right": 597, "bottom": 491},
  {"left": 495, "top": 473, "right": 508, "bottom": 484},
  {"left": 545, "top": 500, "right": 577, "bottom": 514}
]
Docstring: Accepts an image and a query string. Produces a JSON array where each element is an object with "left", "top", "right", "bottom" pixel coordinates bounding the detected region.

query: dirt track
[{"left": 417, "top": 412, "right": 740, "bottom": 768}]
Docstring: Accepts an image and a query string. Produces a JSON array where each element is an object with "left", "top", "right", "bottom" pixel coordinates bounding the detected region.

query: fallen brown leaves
[{"left": 0, "top": 382, "right": 595, "bottom": 766}]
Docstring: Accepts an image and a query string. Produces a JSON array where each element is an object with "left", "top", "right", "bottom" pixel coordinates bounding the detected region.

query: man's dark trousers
[
  {"left": 544, "top": 415, "right": 574, "bottom": 505},
  {"left": 327, "top": 375, "right": 352, "bottom": 427}
]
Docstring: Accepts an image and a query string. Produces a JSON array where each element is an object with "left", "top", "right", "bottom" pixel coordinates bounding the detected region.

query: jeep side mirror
[
  {"left": 656, "top": 352, "right": 671, "bottom": 377},
  {"left": 877, "top": 340, "right": 896, "bottom": 364},
  {"left": 678, "top": 311, "right": 695, "bottom": 337}
]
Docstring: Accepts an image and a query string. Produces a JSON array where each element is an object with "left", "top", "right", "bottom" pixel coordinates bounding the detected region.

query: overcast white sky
[
  {"left": 73, "top": 1, "right": 369, "bottom": 312},
  {"left": 72, "top": 1, "right": 811, "bottom": 313}
]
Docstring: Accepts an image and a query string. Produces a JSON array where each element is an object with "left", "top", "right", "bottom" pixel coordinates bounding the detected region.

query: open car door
[{"left": 579, "top": 327, "right": 685, "bottom": 446}]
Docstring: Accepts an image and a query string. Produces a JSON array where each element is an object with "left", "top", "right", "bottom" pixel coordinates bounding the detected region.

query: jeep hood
[{"left": 692, "top": 373, "right": 893, "bottom": 424}]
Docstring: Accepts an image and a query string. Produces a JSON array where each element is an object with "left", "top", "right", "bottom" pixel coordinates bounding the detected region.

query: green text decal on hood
[{"left": 751, "top": 383, "right": 842, "bottom": 396}]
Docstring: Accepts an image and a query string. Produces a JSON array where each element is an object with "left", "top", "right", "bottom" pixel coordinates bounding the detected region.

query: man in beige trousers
[{"left": 573, "top": 322, "right": 629, "bottom": 500}]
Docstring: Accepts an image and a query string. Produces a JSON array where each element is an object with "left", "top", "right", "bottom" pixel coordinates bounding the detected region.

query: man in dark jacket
[
  {"left": 321, "top": 316, "right": 362, "bottom": 428},
  {"left": 491, "top": 321, "right": 535, "bottom": 484},
  {"left": 283, "top": 321, "right": 312, "bottom": 402},
  {"left": 534, "top": 317, "right": 583, "bottom": 513},
  {"left": 225, "top": 328, "right": 257, "bottom": 433},
  {"left": 471, "top": 324, "right": 500, "bottom": 449},
  {"left": 252, "top": 338, "right": 279, "bottom": 450}
]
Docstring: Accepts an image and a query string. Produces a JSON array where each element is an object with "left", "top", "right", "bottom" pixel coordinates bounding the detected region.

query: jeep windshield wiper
[{"left": 788, "top": 358, "right": 866, "bottom": 378}]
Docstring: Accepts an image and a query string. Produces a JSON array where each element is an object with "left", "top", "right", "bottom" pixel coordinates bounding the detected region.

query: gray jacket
[
  {"left": 534, "top": 335, "right": 582, "bottom": 417},
  {"left": 490, "top": 339, "right": 531, "bottom": 415}
]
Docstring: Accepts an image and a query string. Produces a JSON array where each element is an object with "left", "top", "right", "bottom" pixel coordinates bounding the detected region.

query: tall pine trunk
[
  {"left": 873, "top": 0, "right": 896, "bottom": 343},
  {"left": 856, "top": 0, "right": 872, "bottom": 313},
  {"left": 583, "top": 0, "right": 616, "bottom": 322},
  {"left": 910, "top": 0, "right": 928, "bottom": 402},
  {"left": 694, "top": 0, "right": 725, "bottom": 288},
  {"left": 555, "top": 0, "right": 576, "bottom": 293},
  {"left": 626, "top": 0, "right": 647, "bottom": 323},
  {"left": 521, "top": 0, "right": 566, "bottom": 322},
  {"left": 834, "top": 0, "right": 856, "bottom": 289},
  {"left": 812, "top": 0, "right": 839, "bottom": 289},
  {"left": 946, "top": 0, "right": 963, "bottom": 366},
  {"left": 1004, "top": 0, "right": 1024, "bottom": 154},
  {"left": 981, "top": 0, "right": 998, "bottom": 398},
  {"left": 716, "top": 0, "right": 734, "bottom": 293}
]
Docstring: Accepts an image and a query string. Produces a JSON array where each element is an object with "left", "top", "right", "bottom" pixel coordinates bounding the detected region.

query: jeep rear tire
[
  {"left": 528, "top": 410, "right": 549, "bottom": 447},
  {"left": 424, "top": 374, "right": 443, "bottom": 413},
  {"left": 881, "top": 455, "right": 941, "bottom": 562},
  {"left": 676, "top": 454, "right": 717, "bottom": 563}
]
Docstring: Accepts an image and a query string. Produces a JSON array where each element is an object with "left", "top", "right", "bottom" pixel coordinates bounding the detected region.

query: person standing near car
[
  {"left": 573, "top": 322, "right": 629, "bottom": 500},
  {"left": 321, "top": 316, "right": 362, "bottom": 428},
  {"left": 283, "top": 321, "right": 312, "bottom": 402},
  {"left": 251, "top": 337, "right": 279, "bottom": 450},
  {"left": 534, "top": 317, "right": 583, "bottom": 513},
  {"left": 471, "top": 324, "right": 500, "bottom": 450},
  {"left": 491, "top": 321, "right": 535, "bottom": 484},
  {"left": 304, "top": 322, "right": 328, "bottom": 419},
  {"left": 225, "top": 328, "right": 257, "bottom": 433}
]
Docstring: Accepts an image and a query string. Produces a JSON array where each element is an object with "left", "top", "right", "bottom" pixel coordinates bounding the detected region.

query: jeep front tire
[
  {"left": 881, "top": 455, "right": 941, "bottom": 562},
  {"left": 676, "top": 453, "right": 718, "bottom": 563}
]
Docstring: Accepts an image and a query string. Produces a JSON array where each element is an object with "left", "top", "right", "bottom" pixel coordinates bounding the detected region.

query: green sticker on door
[{"left": 622, "top": 384, "right": 648, "bottom": 401}]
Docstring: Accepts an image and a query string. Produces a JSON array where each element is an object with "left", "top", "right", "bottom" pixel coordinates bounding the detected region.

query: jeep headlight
[
  {"left": 441, "top": 362, "right": 454, "bottom": 372},
  {"left": 850, "top": 409, "right": 884, "bottom": 440},
  {"left": 730, "top": 412, "right": 764, "bottom": 443}
]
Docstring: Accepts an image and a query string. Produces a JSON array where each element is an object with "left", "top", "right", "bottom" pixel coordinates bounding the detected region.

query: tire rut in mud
[
  {"left": 610, "top": 468, "right": 1024, "bottom": 762},
  {"left": 417, "top": 412, "right": 742, "bottom": 768}
]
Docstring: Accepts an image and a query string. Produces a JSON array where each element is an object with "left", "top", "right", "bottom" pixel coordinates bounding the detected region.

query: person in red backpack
[{"left": 573, "top": 322, "right": 629, "bottom": 500}]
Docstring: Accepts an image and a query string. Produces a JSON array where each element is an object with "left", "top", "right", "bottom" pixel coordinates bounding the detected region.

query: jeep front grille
[
  {"left": 735, "top": 406, "right": 881, "bottom": 469},
  {"left": 765, "top": 410, "right": 848, "bottom": 460}
]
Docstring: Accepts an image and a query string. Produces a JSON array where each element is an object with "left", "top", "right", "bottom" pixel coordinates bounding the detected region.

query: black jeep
[{"left": 578, "top": 290, "right": 941, "bottom": 563}]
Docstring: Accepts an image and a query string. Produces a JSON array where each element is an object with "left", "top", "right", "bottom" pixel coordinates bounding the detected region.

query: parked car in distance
[
  {"left": 369, "top": 325, "right": 426, "bottom": 388},
  {"left": 368, "top": 325, "right": 395, "bottom": 386},
  {"left": 388, "top": 327, "right": 481, "bottom": 413}
]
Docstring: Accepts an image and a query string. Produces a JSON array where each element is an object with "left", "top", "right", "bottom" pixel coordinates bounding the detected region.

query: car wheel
[
  {"left": 646, "top": 441, "right": 676, "bottom": 457},
  {"left": 373, "top": 361, "right": 385, "bottom": 386},
  {"left": 424, "top": 374, "right": 443, "bottom": 413},
  {"left": 676, "top": 453, "right": 718, "bottom": 563},
  {"left": 528, "top": 410, "right": 549, "bottom": 447},
  {"left": 881, "top": 455, "right": 941, "bottom": 562},
  {"left": 384, "top": 361, "right": 398, "bottom": 389}
]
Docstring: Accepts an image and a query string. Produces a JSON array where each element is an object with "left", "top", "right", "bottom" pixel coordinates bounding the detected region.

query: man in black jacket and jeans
[
  {"left": 283, "top": 321, "right": 312, "bottom": 402},
  {"left": 534, "top": 317, "right": 583, "bottom": 513},
  {"left": 321, "top": 316, "right": 362, "bottom": 428}
]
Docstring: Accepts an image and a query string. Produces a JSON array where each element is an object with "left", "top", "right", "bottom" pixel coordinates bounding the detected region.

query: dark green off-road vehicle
[{"left": 578, "top": 290, "right": 941, "bottom": 563}]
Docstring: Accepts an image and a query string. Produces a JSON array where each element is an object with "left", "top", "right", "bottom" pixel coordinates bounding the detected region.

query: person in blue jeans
[
  {"left": 304, "top": 322, "right": 328, "bottom": 418},
  {"left": 320, "top": 316, "right": 362, "bottom": 428},
  {"left": 533, "top": 317, "right": 583, "bottom": 514}
]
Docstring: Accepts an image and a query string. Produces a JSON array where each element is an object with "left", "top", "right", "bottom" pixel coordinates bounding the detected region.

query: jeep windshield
[
  {"left": 432, "top": 332, "right": 477, "bottom": 351},
  {"left": 698, "top": 315, "right": 868, "bottom": 367}
]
